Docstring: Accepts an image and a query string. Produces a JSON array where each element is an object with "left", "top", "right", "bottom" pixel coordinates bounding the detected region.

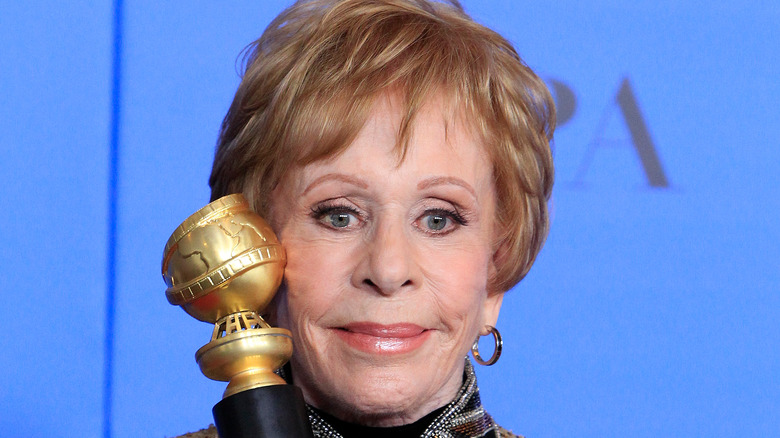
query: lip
[{"left": 333, "top": 322, "right": 431, "bottom": 355}]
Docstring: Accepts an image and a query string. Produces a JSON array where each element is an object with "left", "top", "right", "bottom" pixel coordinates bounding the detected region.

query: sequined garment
[
  {"left": 306, "top": 360, "right": 522, "bottom": 438},
  {"left": 175, "top": 360, "right": 522, "bottom": 438}
]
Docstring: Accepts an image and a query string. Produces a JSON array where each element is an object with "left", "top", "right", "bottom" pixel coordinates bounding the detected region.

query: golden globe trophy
[{"left": 162, "top": 194, "right": 313, "bottom": 438}]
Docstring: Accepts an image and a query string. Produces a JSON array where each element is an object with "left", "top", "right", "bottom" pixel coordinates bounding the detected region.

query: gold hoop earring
[{"left": 471, "top": 325, "right": 502, "bottom": 366}]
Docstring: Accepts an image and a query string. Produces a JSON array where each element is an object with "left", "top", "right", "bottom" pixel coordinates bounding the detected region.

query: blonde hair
[{"left": 209, "top": 0, "right": 555, "bottom": 293}]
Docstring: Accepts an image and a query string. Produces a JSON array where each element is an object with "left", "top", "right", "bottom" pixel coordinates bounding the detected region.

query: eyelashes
[
  {"left": 310, "top": 202, "right": 363, "bottom": 229},
  {"left": 309, "top": 199, "right": 470, "bottom": 234},
  {"left": 425, "top": 207, "right": 468, "bottom": 226},
  {"left": 418, "top": 208, "right": 468, "bottom": 234}
]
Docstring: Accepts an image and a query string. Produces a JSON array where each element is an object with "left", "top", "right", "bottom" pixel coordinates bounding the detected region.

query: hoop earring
[{"left": 471, "top": 325, "right": 502, "bottom": 366}]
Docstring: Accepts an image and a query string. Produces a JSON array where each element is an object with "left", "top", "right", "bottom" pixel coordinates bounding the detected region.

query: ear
[
  {"left": 481, "top": 291, "right": 504, "bottom": 335},
  {"left": 482, "top": 237, "right": 506, "bottom": 333},
  {"left": 263, "top": 279, "right": 288, "bottom": 328},
  {"left": 488, "top": 231, "right": 511, "bottom": 295}
]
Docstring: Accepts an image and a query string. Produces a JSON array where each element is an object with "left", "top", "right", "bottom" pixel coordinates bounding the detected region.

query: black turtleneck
[{"left": 308, "top": 405, "right": 449, "bottom": 438}]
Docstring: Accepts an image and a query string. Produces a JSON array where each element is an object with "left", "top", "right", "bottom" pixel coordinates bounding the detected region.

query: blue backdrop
[{"left": 2, "top": 1, "right": 778, "bottom": 437}]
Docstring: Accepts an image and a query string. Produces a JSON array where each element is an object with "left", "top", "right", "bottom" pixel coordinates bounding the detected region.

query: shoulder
[
  {"left": 173, "top": 425, "right": 218, "bottom": 438},
  {"left": 495, "top": 424, "right": 525, "bottom": 438}
]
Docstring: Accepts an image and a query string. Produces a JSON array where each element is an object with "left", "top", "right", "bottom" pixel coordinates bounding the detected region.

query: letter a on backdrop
[{"left": 575, "top": 77, "right": 669, "bottom": 188}]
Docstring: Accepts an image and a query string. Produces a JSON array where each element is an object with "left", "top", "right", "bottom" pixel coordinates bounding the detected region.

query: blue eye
[
  {"left": 311, "top": 204, "right": 362, "bottom": 230},
  {"left": 418, "top": 208, "right": 467, "bottom": 234},
  {"left": 426, "top": 214, "right": 448, "bottom": 231},
  {"left": 328, "top": 213, "right": 352, "bottom": 228}
]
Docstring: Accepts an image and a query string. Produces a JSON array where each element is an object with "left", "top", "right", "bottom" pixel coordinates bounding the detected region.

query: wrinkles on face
[{"left": 265, "top": 92, "right": 503, "bottom": 426}]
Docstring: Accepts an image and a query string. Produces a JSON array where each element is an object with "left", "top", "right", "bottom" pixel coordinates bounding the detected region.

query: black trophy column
[{"left": 212, "top": 385, "right": 314, "bottom": 438}]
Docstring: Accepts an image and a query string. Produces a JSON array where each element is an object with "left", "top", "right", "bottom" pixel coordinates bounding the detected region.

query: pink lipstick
[{"left": 334, "top": 322, "right": 431, "bottom": 355}]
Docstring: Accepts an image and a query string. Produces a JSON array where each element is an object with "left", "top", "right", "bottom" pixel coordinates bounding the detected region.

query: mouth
[{"left": 333, "top": 322, "right": 431, "bottom": 355}]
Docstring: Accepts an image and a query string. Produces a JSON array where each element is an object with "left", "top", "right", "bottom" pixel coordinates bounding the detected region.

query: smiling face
[{"left": 267, "top": 93, "right": 504, "bottom": 426}]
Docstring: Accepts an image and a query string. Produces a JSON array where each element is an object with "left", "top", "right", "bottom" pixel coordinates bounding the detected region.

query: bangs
[
  {"left": 263, "top": 0, "right": 499, "bottom": 168},
  {"left": 211, "top": 0, "right": 554, "bottom": 292}
]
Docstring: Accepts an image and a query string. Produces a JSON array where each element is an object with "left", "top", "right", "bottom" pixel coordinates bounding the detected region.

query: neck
[{"left": 309, "top": 404, "right": 448, "bottom": 438}]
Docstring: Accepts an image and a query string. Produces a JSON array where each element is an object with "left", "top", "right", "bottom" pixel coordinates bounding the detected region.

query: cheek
[
  {"left": 422, "top": 245, "right": 492, "bottom": 322},
  {"left": 276, "top": 236, "right": 357, "bottom": 324},
  {"left": 427, "top": 238, "right": 492, "bottom": 285}
]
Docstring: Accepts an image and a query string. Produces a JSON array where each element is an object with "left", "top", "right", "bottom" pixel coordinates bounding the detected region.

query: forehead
[
  {"left": 267, "top": 90, "right": 497, "bottom": 230},
  {"left": 307, "top": 91, "right": 491, "bottom": 183}
]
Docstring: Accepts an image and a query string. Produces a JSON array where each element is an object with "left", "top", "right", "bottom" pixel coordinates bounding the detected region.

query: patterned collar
[
  {"left": 175, "top": 360, "right": 521, "bottom": 438},
  {"left": 305, "top": 359, "right": 511, "bottom": 438}
]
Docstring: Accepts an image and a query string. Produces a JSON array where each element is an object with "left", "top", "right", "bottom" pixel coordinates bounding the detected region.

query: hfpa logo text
[{"left": 547, "top": 77, "right": 670, "bottom": 189}]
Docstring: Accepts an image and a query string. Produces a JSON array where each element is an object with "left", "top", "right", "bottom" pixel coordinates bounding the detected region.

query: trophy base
[
  {"left": 213, "top": 384, "right": 314, "bottom": 438},
  {"left": 196, "top": 327, "right": 294, "bottom": 398}
]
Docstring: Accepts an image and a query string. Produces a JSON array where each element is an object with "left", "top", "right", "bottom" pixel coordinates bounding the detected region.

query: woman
[{"left": 186, "top": 0, "right": 554, "bottom": 436}]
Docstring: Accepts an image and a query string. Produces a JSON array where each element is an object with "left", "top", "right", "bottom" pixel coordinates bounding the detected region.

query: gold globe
[
  {"left": 161, "top": 194, "right": 285, "bottom": 323},
  {"left": 162, "top": 194, "right": 293, "bottom": 396}
]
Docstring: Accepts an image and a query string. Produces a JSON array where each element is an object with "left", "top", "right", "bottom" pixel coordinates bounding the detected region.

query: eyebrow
[
  {"left": 301, "top": 173, "right": 369, "bottom": 196},
  {"left": 417, "top": 176, "right": 477, "bottom": 199}
]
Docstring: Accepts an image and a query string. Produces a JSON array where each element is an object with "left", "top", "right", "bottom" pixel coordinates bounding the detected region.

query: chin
[
  {"left": 293, "top": 345, "right": 464, "bottom": 427},
  {"left": 324, "top": 372, "right": 435, "bottom": 426}
]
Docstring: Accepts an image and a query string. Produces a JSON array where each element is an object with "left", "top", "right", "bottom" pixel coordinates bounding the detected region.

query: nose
[{"left": 353, "top": 217, "right": 416, "bottom": 295}]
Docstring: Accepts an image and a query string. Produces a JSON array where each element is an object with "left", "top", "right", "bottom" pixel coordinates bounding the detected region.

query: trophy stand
[{"left": 162, "top": 194, "right": 313, "bottom": 438}]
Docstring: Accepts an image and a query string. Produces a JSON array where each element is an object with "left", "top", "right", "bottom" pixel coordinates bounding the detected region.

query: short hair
[{"left": 209, "top": 0, "right": 555, "bottom": 293}]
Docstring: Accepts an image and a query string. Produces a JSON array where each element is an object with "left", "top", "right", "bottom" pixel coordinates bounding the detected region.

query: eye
[
  {"left": 425, "top": 213, "right": 448, "bottom": 231},
  {"left": 310, "top": 202, "right": 363, "bottom": 230},
  {"left": 326, "top": 212, "right": 354, "bottom": 228},
  {"left": 418, "top": 208, "right": 467, "bottom": 234}
]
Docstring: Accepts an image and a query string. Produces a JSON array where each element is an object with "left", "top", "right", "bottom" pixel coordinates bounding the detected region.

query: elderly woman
[{"left": 183, "top": 0, "right": 554, "bottom": 436}]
